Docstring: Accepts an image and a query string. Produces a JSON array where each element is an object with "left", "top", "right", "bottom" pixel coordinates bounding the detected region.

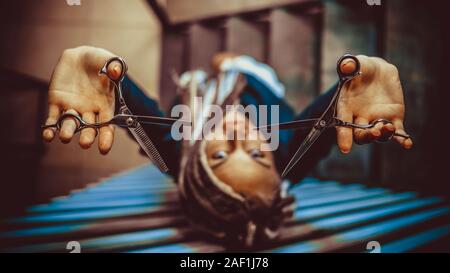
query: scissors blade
[
  {"left": 127, "top": 123, "right": 169, "bottom": 173},
  {"left": 110, "top": 114, "right": 190, "bottom": 127},
  {"left": 255, "top": 119, "right": 320, "bottom": 131},
  {"left": 115, "top": 112, "right": 170, "bottom": 173},
  {"left": 135, "top": 115, "right": 187, "bottom": 126},
  {"left": 281, "top": 77, "right": 348, "bottom": 178},
  {"left": 281, "top": 125, "right": 327, "bottom": 178},
  {"left": 281, "top": 85, "right": 344, "bottom": 178}
]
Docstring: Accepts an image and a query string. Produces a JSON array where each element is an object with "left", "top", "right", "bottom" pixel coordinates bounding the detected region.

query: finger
[
  {"left": 43, "top": 104, "right": 60, "bottom": 142},
  {"left": 98, "top": 110, "right": 115, "bottom": 155},
  {"left": 393, "top": 119, "right": 413, "bottom": 149},
  {"left": 403, "top": 137, "right": 413, "bottom": 149},
  {"left": 378, "top": 122, "right": 395, "bottom": 142},
  {"left": 394, "top": 128, "right": 412, "bottom": 148},
  {"left": 79, "top": 112, "right": 97, "bottom": 149},
  {"left": 59, "top": 109, "right": 80, "bottom": 143},
  {"left": 355, "top": 55, "right": 377, "bottom": 77},
  {"left": 336, "top": 107, "right": 353, "bottom": 154},
  {"left": 353, "top": 117, "right": 371, "bottom": 144},
  {"left": 369, "top": 121, "right": 384, "bottom": 139},
  {"left": 339, "top": 58, "right": 357, "bottom": 75},
  {"left": 106, "top": 60, "right": 123, "bottom": 81}
]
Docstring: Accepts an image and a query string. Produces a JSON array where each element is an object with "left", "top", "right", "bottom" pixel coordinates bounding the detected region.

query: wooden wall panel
[
  {"left": 159, "top": 29, "right": 188, "bottom": 110},
  {"left": 188, "top": 23, "right": 224, "bottom": 74},
  {"left": 225, "top": 17, "right": 268, "bottom": 62},
  {"left": 268, "top": 7, "right": 322, "bottom": 112},
  {"left": 165, "top": 0, "right": 308, "bottom": 24}
]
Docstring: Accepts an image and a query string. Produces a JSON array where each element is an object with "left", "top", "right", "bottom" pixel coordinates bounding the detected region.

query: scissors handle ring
[
  {"left": 338, "top": 118, "right": 410, "bottom": 142},
  {"left": 59, "top": 113, "right": 87, "bottom": 133},
  {"left": 371, "top": 119, "right": 395, "bottom": 142},
  {"left": 99, "top": 56, "right": 128, "bottom": 85},
  {"left": 337, "top": 54, "right": 361, "bottom": 81},
  {"left": 52, "top": 113, "right": 103, "bottom": 133},
  {"left": 344, "top": 118, "right": 393, "bottom": 130},
  {"left": 363, "top": 119, "right": 411, "bottom": 142}
]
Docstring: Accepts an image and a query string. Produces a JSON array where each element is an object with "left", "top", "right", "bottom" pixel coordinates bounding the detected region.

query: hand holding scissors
[
  {"left": 42, "top": 47, "right": 186, "bottom": 173},
  {"left": 42, "top": 112, "right": 181, "bottom": 133},
  {"left": 42, "top": 47, "right": 124, "bottom": 153},
  {"left": 257, "top": 54, "right": 412, "bottom": 178}
]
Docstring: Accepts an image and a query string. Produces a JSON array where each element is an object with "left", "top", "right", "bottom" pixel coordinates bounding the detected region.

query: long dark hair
[{"left": 178, "top": 140, "right": 295, "bottom": 248}]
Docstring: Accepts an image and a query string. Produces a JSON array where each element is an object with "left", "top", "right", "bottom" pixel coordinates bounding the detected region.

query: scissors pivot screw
[
  {"left": 315, "top": 120, "right": 327, "bottom": 129},
  {"left": 126, "top": 117, "right": 135, "bottom": 127}
]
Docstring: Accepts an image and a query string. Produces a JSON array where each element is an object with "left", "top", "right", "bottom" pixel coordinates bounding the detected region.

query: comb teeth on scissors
[
  {"left": 128, "top": 123, "right": 169, "bottom": 173},
  {"left": 101, "top": 57, "right": 169, "bottom": 173}
]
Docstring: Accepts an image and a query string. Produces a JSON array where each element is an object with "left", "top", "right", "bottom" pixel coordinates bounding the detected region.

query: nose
[{"left": 223, "top": 117, "right": 255, "bottom": 144}]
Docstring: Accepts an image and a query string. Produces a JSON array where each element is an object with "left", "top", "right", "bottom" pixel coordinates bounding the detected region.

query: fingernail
[
  {"left": 99, "top": 147, "right": 110, "bottom": 155},
  {"left": 113, "top": 65, "right": 121, "bottom": 76},
  {"left": 405, "top": 139, "right": 413, "bottom": 149},
  {"left": 43, "top": 130, "right": 53, "bottom": 141},
  {"left": 340, "top": 59, "right": 357, "bottom": 74},
  {"left": 79, "top": 136, "right": 92, "bottom": 149}
]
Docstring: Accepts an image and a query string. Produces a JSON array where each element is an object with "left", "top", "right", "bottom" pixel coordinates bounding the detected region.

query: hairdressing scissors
[
  {"left": 42, "top": 57, "right": 184, "bottom": 173},
  {"left": 256, "top": 54, "right": 411, "bottom": 178},
  {"left": 41, "top": 112, "right": 181, "bottom": 133}
]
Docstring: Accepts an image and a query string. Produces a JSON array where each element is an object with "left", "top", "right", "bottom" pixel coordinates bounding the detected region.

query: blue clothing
[{"left": 121, "top": 75, "right": 337, "bottom": 184}]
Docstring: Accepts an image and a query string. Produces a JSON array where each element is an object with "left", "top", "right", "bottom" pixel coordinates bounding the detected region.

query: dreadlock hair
[{"left": 178, "top": 140, "right": 295, "bottom": 248}]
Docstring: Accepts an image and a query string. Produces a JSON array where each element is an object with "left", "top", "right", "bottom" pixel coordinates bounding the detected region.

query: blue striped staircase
[{"left": 1, "top": 165, "right": 449, "bottom": 253}]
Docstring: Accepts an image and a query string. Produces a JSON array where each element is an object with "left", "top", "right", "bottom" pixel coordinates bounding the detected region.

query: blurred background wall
[
  {"left": 0, "top": 0, "right": 448, "bottom": 217},
  {"left": 0, "top": 0, "right": 162, "bottom": 216}
]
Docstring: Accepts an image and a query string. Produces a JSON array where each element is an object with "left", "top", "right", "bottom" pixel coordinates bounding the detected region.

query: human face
[{"left": 205, "top": 110, "right": 281, "bottom": 207}]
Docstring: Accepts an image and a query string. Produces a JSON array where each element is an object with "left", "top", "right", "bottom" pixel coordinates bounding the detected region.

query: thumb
[
  {"left": 106, "top": 60, "right": 123, "bottom": 81},
  {"left": 339, "top": 58, "right": 357, "bottom": 75}
]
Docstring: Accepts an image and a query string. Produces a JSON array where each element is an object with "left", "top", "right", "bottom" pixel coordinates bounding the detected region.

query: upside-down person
[{"left": 42, "top": 46, "right": 413, "bottom": 247}]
